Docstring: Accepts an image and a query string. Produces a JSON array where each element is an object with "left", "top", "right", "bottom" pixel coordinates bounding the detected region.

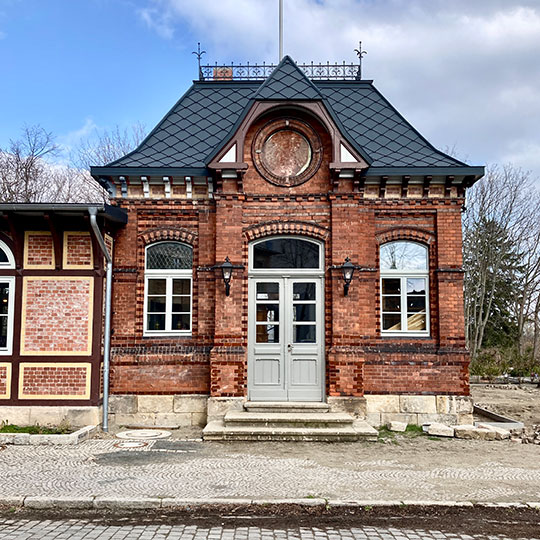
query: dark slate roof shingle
[
  {"left": 253, "top": 55, "right": 322, "bottom": 101},
  {"left": 103, "top": 58, "right": 471, "bottom": 173}
]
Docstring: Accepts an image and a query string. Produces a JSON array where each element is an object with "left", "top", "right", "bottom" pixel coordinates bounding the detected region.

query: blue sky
[{"left": 1, "top": 0, "right": 540, "bottom": 182}]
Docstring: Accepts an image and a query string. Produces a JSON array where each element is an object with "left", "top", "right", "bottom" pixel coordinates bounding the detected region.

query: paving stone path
[
  {"left": 1, "top": 438, "right": 540, "bottom": 503},
  {"left": 0, "top": 520, "right": 538, "bottom": 540}
]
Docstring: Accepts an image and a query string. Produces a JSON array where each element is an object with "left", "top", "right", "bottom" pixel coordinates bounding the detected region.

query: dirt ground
[{"left": 471, "top": 383, "right": 540, "bottom": 427}]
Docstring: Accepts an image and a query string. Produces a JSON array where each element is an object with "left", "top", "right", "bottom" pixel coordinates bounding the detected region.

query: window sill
[
  {"left": 143, "top": 333, "right": 192, "bottom": 339},
  {"left": 381, "top": 333, "right": 431, "bottom": 338}
]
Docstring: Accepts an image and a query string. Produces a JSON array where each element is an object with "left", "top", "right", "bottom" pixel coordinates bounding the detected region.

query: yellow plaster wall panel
[
  {"left": 20, "top": 277, "right": 94, "bottom": 356},
  {"left": 0, "top": 363, "right": 12, "bottom": 399},
  {"left": 63, "top": 232, "right": 93, "bottom": 269},
  {"left": 23, "top": 231, "right": 55, "bottom": 269},
  {"left": 19, "top": 362, "right": 91, "bottom": 400}
]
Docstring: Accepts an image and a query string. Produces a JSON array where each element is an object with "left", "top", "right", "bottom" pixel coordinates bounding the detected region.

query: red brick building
[{"left": 0, "top": 57, "right": 483, "bottom": 437}]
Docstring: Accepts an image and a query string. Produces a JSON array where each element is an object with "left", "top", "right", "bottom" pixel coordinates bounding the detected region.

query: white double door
[{"left": 248, "top": 276, "right": 324, "bottom": 401}]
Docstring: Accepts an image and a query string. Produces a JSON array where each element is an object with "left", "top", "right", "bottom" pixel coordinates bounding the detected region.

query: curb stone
[
  {"left": 0, "top": 425, "right": 97, "bottom": 446},
  {"left": 1, "top": 497, "right": 540, "bottom": 510}
]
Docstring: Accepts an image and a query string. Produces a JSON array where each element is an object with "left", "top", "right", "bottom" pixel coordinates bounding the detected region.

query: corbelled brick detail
[
  {"left": 25, "top": 232, "right": 54, "bottom": 267},
  {"left": 376, "top": 226, "right": 435, "bottom": 246},
  {"left": 244, "top": 220, "right": 329, "bottom": 241},
  {"left": 139, "top": 227, "right": 197, "bottom": 246},
  {"left": 20, "top": 365, "right": 89, "bottom": 398},
  {"left": 64, "top": 233, "right": 93, "bottom": 267},
  {"left": 22, "top": 278, "right": 93, "bottom": 354}
]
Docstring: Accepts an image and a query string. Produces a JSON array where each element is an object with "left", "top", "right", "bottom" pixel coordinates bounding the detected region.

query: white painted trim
[
  {"left": 143, "top": 242, "right": 193, "bottom": 337},
  {"left": 218, "top": 144, "right": 236, "bottom": 163},
  {"left": 340, "top": 143, "right": 358, "bottom": 163},
  {"left": 0, "top": 240, "right": 15, "bottom": 268},
  {"left": 0, "top": 276, "right": 15, "bottom": 355}
]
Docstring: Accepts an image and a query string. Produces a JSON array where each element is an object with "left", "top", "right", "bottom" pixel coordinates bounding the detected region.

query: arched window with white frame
[
  {"left": 0, "top": 239, "right": 16, "bottom": 354},
  {"left": 380, "top": 241, "right": 429, "bottom": 335},
  {"left": 144, "top": 241, "right": 193, "bottom": 336}
]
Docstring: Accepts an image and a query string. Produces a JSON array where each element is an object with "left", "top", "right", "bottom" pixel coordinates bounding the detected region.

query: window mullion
[{"left": 166, "top": 277, "right": 172, "bottom": 332}]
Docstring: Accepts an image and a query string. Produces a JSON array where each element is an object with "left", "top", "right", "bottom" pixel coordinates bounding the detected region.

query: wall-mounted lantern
[
  {"left": 341, "top": 257, "right": 355, "bottom": 296},
  {"left": 216, "top": 256, "right": 244, "bottom": 296}
]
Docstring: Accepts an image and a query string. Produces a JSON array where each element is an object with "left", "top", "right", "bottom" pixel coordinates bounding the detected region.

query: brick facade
[{"left": 19, "top": 364, "right": 90, "bottom": 399}]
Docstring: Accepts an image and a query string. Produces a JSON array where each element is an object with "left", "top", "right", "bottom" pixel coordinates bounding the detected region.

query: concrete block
[
  {"left": 476, "top": 428, "right": 496, "bottom": 441},
  {"left": 455, "top": 396, "right": 474, "bottom": 414},
  {"left": 109, "top": 395, "right": 137, "bottom": 414},
  {"left": 388, "top": 421, "right": 407, "bottom": 432},
  {"left": 427, "top": 422, "right": 454, "bottom": 437},
  {"left": 25, "top": 496, "right": 94, "bottom": 509},
  {"left": 0, "top": 406, "right": 31, "bottom": 426},
  {"left": 173, "top": 394, "right": 208, "bottom": 414},
  {"left": 13, "top": 433, "right": 30, "bottom": 445},
  {"left": 457, "top": 413, "right": 474, "bottom": 425},
  {"left": 436, "top": 396, "right": 454, "bottom": 414},
  {"left": 365, "top": 412, "right": 382, "bottom": 427},
  {"left": 138, "top": 395, "right": 174, "bottom": 413},
  {"left": 112, "top": 413, "right": 156, "bottom": 427},
  {"left": 365, "top": 395, "right": 400, "bottom": 414},
  {"left": 28, "top": 406, "right": 100, "bottom": 428},
  {"left": 476, "top": 423, "right": 511, "bottom": 440},
  {"left": 400, "top": 395, "right": 437, "bottom": 414},
  {"left": 154, "top": 413, "right": 191, "bottom": 428},
  {"left": 418, "top": 413, "right": 457, "bottom": 425},
  {"left": 327, "top": 396, "right": 366, "bottom": 418},
  {"left": 94, "top": 497, "right": 162, "bottom": 509},
  {"left": 380, "top": 413, "right": 418, "bottom": 426},
  {"left": 454, "top": 424, "right": 479, "bottom": 439},
  {"left": 191, "top": 411, "right": 207, "bottom": 427},
  {"left": 207, "top": 397, "right": 245, "bottom": 422}
]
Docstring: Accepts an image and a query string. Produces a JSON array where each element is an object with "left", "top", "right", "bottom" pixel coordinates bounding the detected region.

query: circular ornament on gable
[{"left": 252, "top": 118, "right": 322, "bottom": 187}]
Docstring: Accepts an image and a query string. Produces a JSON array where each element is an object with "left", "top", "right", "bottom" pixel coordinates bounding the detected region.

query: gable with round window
[
  {"left": 144, "top": 242, "right": 193, "bottom": 336},
  {"left": 380, "top": 241, "right": 429, "bottom": 335}
]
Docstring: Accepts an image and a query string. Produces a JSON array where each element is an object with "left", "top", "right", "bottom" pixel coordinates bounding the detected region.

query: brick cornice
[
  {"left": 138, "top": 227, "right": 197, "bottom": 246},
  {"left": 243, "top": 220, "right": 330, "bottom": 241},
  {"left": 376, "top": 226, "right": 435, "bottom": 245}
]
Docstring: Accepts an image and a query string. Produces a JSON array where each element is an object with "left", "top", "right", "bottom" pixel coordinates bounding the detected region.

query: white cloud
[
  {"left": 58, "top": 118, "right": 98, "bottom": 152},
  {"left": 137, "top": 0, "right": 540, "bottom": 182}
]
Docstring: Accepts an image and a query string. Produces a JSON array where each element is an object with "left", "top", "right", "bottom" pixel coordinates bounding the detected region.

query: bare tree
[
  {"left": 463, "top": 165, "right": 540, "bottom": 361},
  {"left": 74, "top": 122, "right": 146, "bottom": 170}
]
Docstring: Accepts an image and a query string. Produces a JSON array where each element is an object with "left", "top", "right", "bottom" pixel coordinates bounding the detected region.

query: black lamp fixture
[
  {"left": 341, "top": 256, "right": 355, "bottom": 296},
  {"left": 219, "top": 256, "right": 234, "bottom": 296}
]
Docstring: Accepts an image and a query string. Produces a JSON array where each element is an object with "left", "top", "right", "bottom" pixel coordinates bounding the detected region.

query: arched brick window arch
[
  {"left": 243, "top": 220, "right": 329, "bottom": 242},
  {"left": 139, "top": 227, "right": 197, "bottom": 247}
]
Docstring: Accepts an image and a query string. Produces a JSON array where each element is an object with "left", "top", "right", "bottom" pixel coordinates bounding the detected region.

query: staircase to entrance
[{"left": 203, "top": 402, "right": 378, "bottom": 442}]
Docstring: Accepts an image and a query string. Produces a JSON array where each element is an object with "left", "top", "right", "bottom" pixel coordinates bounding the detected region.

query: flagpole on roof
[{"left": 279, "top": 0, "right": 284, "bottom": 61}]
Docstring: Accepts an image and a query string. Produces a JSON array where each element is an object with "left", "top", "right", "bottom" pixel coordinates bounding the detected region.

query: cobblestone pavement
[
  {"left": 0, "top": 519, "right": 538, "bottom": 540},
  {"left": 1, "top": 437, "right": 540, "bottom": 503}
]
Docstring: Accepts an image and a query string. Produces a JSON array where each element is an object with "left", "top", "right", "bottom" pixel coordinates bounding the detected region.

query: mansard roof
[{"left": 92, "top": 57, "right": 482, "bottom": 178}]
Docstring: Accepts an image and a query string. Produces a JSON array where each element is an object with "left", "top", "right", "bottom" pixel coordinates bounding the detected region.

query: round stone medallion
[
  {"left": 116, "top": 429, "right": 171, "bottom": 440},
  {"left": 252, "top": 118, "right": 322, "bottom": 187}
]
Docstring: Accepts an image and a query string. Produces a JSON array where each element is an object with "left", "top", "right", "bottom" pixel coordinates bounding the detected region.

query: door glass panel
[
  {"left": 256, "top": 324, "right": 279, "bottom": 343},
  {"left": 293, "top": 282, "right": 315, "bottom": 300},
  {"left": 0, "top": 248, "right": 8, "bottom": 264},
  {"left": 257, "top": 304, "right": 279, "bottom": 322},
  {"left": 293, "top": 304, "right": 316, "bottom": 322},
  {"left": 0, "top": 284, "right": 9, "bottom": 315},
  {"left": 256, "top": 282, "right": 279, "bottom": 300},
  {"left": 293, "top": 324, "right": 316, "bottom": 343},
  {"left": 253, "top": 238, "right": 319, "bottom": 269},
  {"left": 0, "top": 316, "right": 6, "bottom": 348}
]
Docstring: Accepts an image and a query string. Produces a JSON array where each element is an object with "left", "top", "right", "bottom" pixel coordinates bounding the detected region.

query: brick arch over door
[
  {"left": 376, "top": 227, "right": 435, "bottom": 247},
  {"left": 243, "top": 220, "right": 330, "bottom": 242},
  {"left": 138, "top": 227, "right": 198, "bottom": 247}
]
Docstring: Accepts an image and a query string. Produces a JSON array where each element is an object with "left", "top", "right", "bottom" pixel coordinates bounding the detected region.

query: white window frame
[
  {"left": 0, "top": 276, "right": 15, "bottom": 355},
  {"left": 143, "top": 242, "right": 193, "bottom": 337},
  {"left": 380, "top": 242, "right": 430, "bottom": 337},
  {"left": 0, "top": 239, "right": 15, "bottom": 269}
]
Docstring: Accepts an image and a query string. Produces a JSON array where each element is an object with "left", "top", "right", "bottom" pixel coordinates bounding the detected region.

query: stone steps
[{"left": 202, "top": 402, "right": 378, "bottom": 442}]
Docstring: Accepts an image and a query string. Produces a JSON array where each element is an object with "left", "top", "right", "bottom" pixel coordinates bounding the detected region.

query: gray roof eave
[
  {"left": 0, "top": 203, "right": 128, "bottom": 224},
  {"left": 364, "top": 166, "right": 485, "bottom": 178},
  {"left": 91, "top": 166, "right": 209, "bottom": 178}
]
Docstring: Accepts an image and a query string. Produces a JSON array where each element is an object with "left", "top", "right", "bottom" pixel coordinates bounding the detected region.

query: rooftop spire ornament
[
  {"left": 193, "top": 42, "right": 207, "bottom": 80},
  {"left": 354, "top": 41, "right": 367, "bottom": 80}
]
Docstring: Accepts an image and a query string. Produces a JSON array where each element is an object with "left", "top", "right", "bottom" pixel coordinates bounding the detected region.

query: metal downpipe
[{"left": 89, "top": 209, "right": 112, "bottom": 432}]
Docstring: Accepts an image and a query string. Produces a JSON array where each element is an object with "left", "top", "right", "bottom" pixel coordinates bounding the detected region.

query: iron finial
[
  {"left": 354, "top": 41, "right": 367, "bottom": 80},
  {"left": 192, "top": 42, "right": 207, "bottom": 80}
]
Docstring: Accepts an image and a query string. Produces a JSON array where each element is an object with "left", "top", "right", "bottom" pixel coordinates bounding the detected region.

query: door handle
[{"left": 287, "top": 343, "right": 292, "bottom": 352}]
